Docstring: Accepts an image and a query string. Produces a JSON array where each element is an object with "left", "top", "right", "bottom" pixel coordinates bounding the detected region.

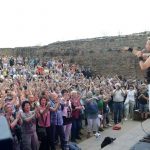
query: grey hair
[{"left": 87, "top": 91, "right": 93, "bottom": 98}]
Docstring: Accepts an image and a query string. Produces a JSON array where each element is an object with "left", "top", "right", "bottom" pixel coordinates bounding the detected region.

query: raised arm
[
  {"left": 49, "top": 102, "right": 60, "bottom": 112},
  {"left": 123, "top": 47, "right": 150, "bottom": 70},
  {"left": 22, "top": 112, "right": 36, "bottom": 123}
]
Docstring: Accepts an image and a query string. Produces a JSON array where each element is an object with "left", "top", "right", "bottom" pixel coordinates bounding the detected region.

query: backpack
[
  {"left": 112, "top": 124, "right": 121, "bottom": 130},
  {"left": 101, "top": 137, "right": 116, "bottom": 148}
]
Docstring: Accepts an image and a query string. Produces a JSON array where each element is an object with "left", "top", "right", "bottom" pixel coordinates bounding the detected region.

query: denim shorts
[{"left": 139, "top": 104, "right": 148, "bottom": 113}]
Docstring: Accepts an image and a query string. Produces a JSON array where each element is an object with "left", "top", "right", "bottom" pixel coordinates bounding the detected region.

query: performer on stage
[{"left": 124, "top": 37, "right": 150, "bottom": 110}]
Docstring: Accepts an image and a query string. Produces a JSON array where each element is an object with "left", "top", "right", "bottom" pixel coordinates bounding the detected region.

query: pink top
[
  {"left": 62, "top": 100, "right": 72, "bottom": 117},
  {"left": 38, "top": 107, "right": 50, "bottom": 127}
]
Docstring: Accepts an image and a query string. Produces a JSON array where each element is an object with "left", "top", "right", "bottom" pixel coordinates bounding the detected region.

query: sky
[{"left": 0, "top": 0, "right": 150, "bottom": 48}]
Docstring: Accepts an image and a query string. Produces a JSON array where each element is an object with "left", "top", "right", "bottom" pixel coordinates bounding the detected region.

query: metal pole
[{"left": 148, "top": 84, "right": 150, "bottom": 111}]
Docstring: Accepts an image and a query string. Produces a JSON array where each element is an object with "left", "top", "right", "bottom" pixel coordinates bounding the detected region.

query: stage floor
[
  {"left": 131, "top": 141, "right": 150, "bottom": 150},
  {"left": 79, "top": 119, "right": 150, "bottom": 150}
]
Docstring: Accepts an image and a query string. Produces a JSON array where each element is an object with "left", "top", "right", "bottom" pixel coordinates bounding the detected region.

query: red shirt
[{"left": 71, "top": 97, "right": 81, "bottom": 119}]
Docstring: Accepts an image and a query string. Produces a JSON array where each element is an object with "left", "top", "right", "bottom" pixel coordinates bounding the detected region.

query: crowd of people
[{"left": 0, "top": 55, "right": 149, "bottom": 150}]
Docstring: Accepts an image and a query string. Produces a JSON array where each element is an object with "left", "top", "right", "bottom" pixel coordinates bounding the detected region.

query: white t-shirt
[
  {"left": 126, "top": 90, "right": 136, "bottom": 102},
  {"left": 113, "top": 90, "right": 125, "bottom": 102}
]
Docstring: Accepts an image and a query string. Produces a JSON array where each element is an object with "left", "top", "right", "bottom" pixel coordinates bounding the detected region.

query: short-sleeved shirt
[
  {"left": 113, "top": 90, "right": 124, "bottom": 102},
  {"left": 126, "top": 90, "right": 136, "bottom": 102},
  {"left": 138, "top": 91, "right": 148, "bottom": 105},
  {"left": 21, "top": 111, "right": 36, "bottom": 134}
]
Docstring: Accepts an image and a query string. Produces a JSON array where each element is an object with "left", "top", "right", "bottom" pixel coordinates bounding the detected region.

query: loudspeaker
[
  {"left": 0, "top": 116, "right": 13, "bottom": 150},
  {"left": 133, "top": 110, "right": 142, "bottom": 121}
]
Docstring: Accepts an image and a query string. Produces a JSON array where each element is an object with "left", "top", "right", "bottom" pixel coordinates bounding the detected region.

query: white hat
[
  {"left": 0, "top": 75, "right": 4, "bottom": 80},
  {"left": 115, "top": 83, "right": 121, "bottom": 87}
]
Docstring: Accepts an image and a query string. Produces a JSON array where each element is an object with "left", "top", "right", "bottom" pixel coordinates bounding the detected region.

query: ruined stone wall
[{"left": 0, "top": 31, "right": 150, "bottom": 78}]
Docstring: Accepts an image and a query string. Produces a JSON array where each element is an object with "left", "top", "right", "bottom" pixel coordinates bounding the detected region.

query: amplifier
[{"left": 133, "top": 110, "right": 142, "bottom": 121}]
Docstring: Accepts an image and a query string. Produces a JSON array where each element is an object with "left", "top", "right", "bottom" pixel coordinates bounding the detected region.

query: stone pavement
[{"left": 79, "top": 119, "right": 150, "bottom": 150}]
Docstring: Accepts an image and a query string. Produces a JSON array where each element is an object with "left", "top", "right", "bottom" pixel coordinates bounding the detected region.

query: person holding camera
[
  {"left": 138, "top": 84, "right": 149, "bottom": 120},
  {"left": 112, "top": 83, "right": 126, "bottom": 124}
]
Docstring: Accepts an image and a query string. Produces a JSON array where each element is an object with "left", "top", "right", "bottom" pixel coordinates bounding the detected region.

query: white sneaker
[
  {"left": 94, "top": 132, "right": 101, "bottom": 139},
  {"left": 124, "top": 118, "right": 128, "bottom": 121},
  {"left": 107, "top": 123, "right": 112, "bottom": 127}
]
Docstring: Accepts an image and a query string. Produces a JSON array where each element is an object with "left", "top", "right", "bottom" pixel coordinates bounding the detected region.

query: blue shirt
[{"left": 50, "top": 99, "right": 63, "bottom": 125}]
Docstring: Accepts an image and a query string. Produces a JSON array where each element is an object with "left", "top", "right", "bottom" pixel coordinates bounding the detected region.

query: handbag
[{"left": 37, "top": 113, "right": 48, "bottom": 141}]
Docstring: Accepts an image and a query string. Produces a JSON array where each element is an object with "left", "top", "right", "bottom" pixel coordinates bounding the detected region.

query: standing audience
[{"left": 0, "top": 55, "right": 148, "bottom": 150}]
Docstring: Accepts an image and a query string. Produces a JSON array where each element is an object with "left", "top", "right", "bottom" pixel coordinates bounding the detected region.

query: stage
[
  {"left": 103, "top": 119, "right": 150, "bottom": 150},
  {"left": 79, "top": 119, "right": 150, "bottom": 150}
]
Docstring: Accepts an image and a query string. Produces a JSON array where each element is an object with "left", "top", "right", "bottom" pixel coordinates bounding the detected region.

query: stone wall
[{"left": 0, "top": 31, "right": 150, "bottom": 78}]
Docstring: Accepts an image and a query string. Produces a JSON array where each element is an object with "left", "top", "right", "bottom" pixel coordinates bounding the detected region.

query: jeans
[
  {"left": 22, "top": 132, "right": 39, "bottom": 150},
  {"left": 64, "top": 123, "right": 72, "bottom": 142},
  {"left": 113, "top": 102, "right": 123, "bottom": 124},
  {"left": 71, "top": 119, "right": 81, "bottom": 141},
  {"left": 139, "top": 104, "right": 148, "bottom": 113},
  {"left": 87, "top": 118, "right": 98, "bottom": 133},
  {"left": 124, "top": 101, "right": 135, "bottom": 119},
  {"left": 50, "top": 124, "right": 66, "bottom": 150},
  {"left": 39, "top": 127, "right": 51, "bottom": 150}
]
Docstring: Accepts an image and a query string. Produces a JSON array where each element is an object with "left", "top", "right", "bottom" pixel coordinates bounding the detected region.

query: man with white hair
[
  {"left": 85, "top": 91, "right": 99, "bottom": 138},
  {"left": 112, "top": 83, "right": 125, "bottom": 124}
]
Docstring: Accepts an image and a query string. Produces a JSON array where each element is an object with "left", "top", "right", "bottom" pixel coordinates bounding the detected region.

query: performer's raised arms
[
  {"left": 122, "top": 38, "right": 150, "bottom": 71},
  {"left": 123, "top": 38, "right": 150, "bottom": 111},
  {"left": 122, "top": 47, "right": 150, "bottom": 57}
]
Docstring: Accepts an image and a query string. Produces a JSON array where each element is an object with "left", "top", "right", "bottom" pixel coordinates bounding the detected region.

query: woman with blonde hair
[{"left": 70, "top": 90, "right": 83, "bottom": 142}]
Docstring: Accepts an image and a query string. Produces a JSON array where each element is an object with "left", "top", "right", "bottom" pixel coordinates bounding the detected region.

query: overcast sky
[{"left": 0, "top": 0, "right": 149, "bottom": 48}]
